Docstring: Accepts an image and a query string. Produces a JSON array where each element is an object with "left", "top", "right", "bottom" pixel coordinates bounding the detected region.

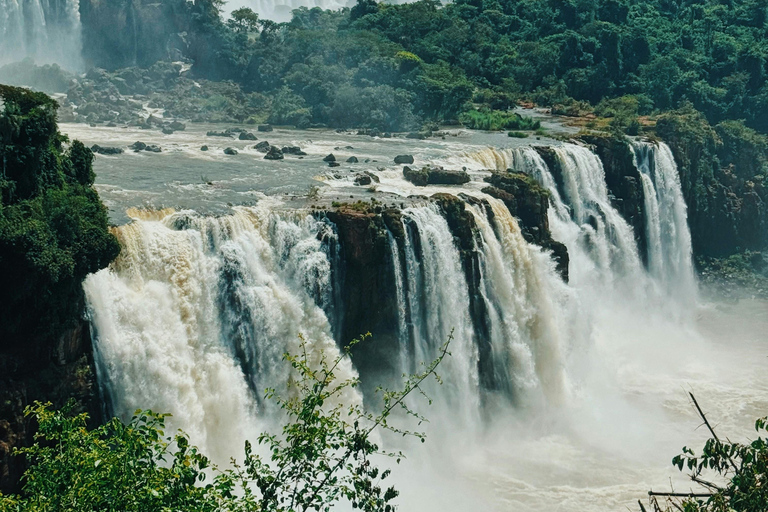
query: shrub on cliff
[
  {"left": 0, "top": 85, "right": 120, "bottom": 353},
  {"left": 0, "top": 334, "right": 450, "bottom": 512}
]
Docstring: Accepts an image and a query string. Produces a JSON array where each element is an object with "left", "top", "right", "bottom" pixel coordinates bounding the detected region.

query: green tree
[{"left": 228, "top": 7, "right": 260, "bottom": 33}]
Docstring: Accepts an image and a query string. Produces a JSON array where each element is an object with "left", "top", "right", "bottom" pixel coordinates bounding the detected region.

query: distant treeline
[{"left": 77, "top": 0, "right": 768, "bottom": 133}]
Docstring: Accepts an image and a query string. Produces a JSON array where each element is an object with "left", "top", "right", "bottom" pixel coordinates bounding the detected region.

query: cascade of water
[
  {"left": 0, "top": 0, "right": 82, "bottom": 69},
  {"left": 631, "top": 141, "right": 697, "bottom": 304},
  {"left": 465, "top": 197, "right": 569, "bottom": 406},
  {"left": 400, "top": 205, "right": 480, "bottom": 426},
  {"left": 84, "top": 204, "right": 360, "bottom": 460}
]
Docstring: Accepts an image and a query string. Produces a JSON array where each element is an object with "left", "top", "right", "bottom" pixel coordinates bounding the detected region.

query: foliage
[
  {"left": 80, "top": 0, "right": 768, "bottom": 134},
  {"left": 459, "top": 108, "right": 540, "bottom": 131},
  {"left": 647, "top": 395, "right": 768, "bottom": 512},
  {"left": 0, "top": 86, "right": 119, "bottom": 350},
  {"left": 0, "top": 334, "right": 451, "bottom": 512}
]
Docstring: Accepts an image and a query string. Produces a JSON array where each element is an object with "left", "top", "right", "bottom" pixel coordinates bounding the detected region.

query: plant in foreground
[
  {"left": 643, "top": 393, "right": 768, "bottom": 512},
  {"left": 0, "top": 333, "right": 451, "bottom": 512}
]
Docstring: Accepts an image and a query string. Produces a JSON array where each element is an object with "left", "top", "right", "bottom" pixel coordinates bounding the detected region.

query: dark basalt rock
[
  {"left": 282, "top": 146, "right": 307, "bottom": 156},
  {"left": 355, "top": 174, "right": 372, "bottom": 186},
  {"left": 169, "top": 121, "right": 186, "bottom": 131},
  {"left": 130, "top": 141, "right": 147, "bottom": 151},
  {"left": 257, "top": 124, "right": 273, "bottom": 132},
  {"left": 483, "top": 171, "right": 569, "bottom": 281},
  {"left": 323, "top": 154, "right": 336, "bottom": 162},
  {"left": 264, "top": 146, "right": 284, "bottom": 160},
  {"left": 144, "top": 144, "right": 162, "bottom": 153},
  {"left": 403, "top": 165, "right": 470, "bottom": 186},
  {"left": 328, "top": 162, "right": 341, "bottom": 167},
  {"left": 254, "top": 141, "right": 270, "bottom": 152},
  {"left": 346, "top": 156, "right": 358, "bottom": 163},
  {"left": 200, "top": 145, "right": 208, "bottom": 151},
  {"left": 90, "top": 144, "right": 123, "bottom": 155},
  {"left": 394, "top": 154, "right": 414, "bottom": 164},
  {"left": 239, "top": 132, "right": 257, "bottom": 141},
  {"left": 224, "top": 147, "right": 238, "bottom": 155}
]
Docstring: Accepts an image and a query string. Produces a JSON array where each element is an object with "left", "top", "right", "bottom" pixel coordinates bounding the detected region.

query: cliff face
[
  {"left": 656, "top": 109, "right": 768, "bottom": 258},
  {"left": 0, "top": 323, "right": 100, "bottom": 494},
  {"left": 324, "top": 191, "right": 569, "bottom": 397},
  {"left": 0, "top": 86, "right": 119, "bottom": 492}
]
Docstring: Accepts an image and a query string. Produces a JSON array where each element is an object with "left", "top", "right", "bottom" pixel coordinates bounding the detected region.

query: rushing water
[
  {"left": 72, "top": 124, "right": 766, "bottom": 512},
  {"left": 0, "top": 0, "right": 82, "bottom": 69}
]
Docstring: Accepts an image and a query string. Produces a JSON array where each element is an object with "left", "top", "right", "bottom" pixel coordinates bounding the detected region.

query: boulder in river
[
  {"left": 224, "top": 147, "right": 238, "bottom": 155},
  {"left": 239, "top": 132, "right": 257, "bottom": 141},
  {"left": 323, "top": 153, "right": 336, "bottom": 162},
  {"left": 169, "top": 121, "right": 186, "bottom": 131},
  {"left": 257, "top": 124, "right": 273, "bottom": 132},
  {"left": 91, "top": 144, "right": 123, "bottom": 155},
  {"left": 144, "top": 145, "right": 162, "bottom": 153},
  {"left": 264, "top": 146, "right": 284, "bottom": 160},
  {"left": 282, "top": 146, "right": 307, "bottom": 156},
  {"left": 403, "top": 165, "right": 469, "bottom": 186},
  {"left": 130, "top": 141, "right": 147, "bottom": 151},
  {"left": 346, "top": 156, "right": 358, "bottom": 163},
  {"left": 162, "top": 127, "right": 174, "bottom": 135},
  {"left": 355, "top": 174, "right": 372, "bottom": 186},
  {"left": 201, "top": 145, "right": 209, "bottom": 151},
  {"left": 254, "top": 141, "right": 270, "bottom": 152},
  {"left": 207, "top": 130, "right": 232, "bottom": 137},
  {"left": 328, "top": 162, "right": 341, "bottom": 167},
  {"left": 394, "top": 154, "right": 414, "bottom": 164}
]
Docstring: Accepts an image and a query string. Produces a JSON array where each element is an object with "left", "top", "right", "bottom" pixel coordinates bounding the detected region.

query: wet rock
[
  {"left": 130, "top": 141, "right": 147, "bottom": 151},
  {"left": 394, "top": 154, "right": 414, "bottom": 164},
  {"left": 223, "top": 147, "right": 238, "bottom": 155},
  {"left": 323, "top": 154, "right": 336, "bottom": 162},
  {"left": 239, "top": 132, "right": 257, "bottom": 141},
  {"left": 144, "top": 145, "right": 162, "bottom": 153},
  {"left": 254, "top": 141, "right": 270, "bottom": 152},
  {"left": 201, "top": 145, "right": 209, "bottom": 151},
  {"left": 346, "top": 156, "right": 359, "bottom": 163},
  {"left": 206, "top": 130, "right": 232, "bottom": 137},
  {"left": 403, "top": 165, "right": 470, "bottom": 186},
  {"left": 264, "top": 146, "right": 284, "bottom": 160},
  {"left": 329, "top": 162, "right": 341, "bottom": 167},
  {"left": 90, "top": 144, "right": 123, "bottom": 155},
  {"left": 355, "top": 174, "right": 372, "bottom": 186},
  {"left": 257, "top": 124, "right": 273, "bottom": 132},
  {"left": 282, "top": 146, "right": 307, "bottom": 156},
  {"left": 169, "top": 121, "right": 186, "bottom": 131},
  {"left": 162, "top": 127, "right": 174, "bottom": 134}
]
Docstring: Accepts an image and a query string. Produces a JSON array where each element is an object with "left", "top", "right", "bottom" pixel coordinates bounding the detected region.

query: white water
[
  {"left": 632, "top": 141, "right": 697, "bottom": 306},
  {"left": 400, "top": 204, "right": 481, "bottom": 429},
  {"left": 77, "top": 126, "right": 766, "bottom": 511},
  {"left": 0, "top": 0, "right": 82, "bottom": 69},
  {"left": 84, "top": 202, "right": 360, "bottom": 460}
]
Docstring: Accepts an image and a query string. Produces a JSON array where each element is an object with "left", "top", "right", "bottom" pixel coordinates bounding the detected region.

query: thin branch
[
  {"left": 648, "top": 492, "right": 712, "bottom": 498},
  {"left": 689, "top": 393, "right": 739, "bottom": 472}
]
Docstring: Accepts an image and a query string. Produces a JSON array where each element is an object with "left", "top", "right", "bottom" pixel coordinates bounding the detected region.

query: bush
[
  {"left": 459, "top": 108, "right": 540, "bottom": 131},
  {"left": 0, "top": 334, "right": 451, "bottom": 512}
]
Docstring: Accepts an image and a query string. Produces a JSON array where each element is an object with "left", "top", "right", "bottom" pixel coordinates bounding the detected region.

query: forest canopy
[{"left": 100, "top": 0, "right": 768, "bottom": 133}]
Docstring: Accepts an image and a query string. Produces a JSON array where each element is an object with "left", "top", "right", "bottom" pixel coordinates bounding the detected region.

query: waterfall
[
  {"left": 84, "top": 203, "right": 361, "bottom": 460},
  {"left": 465, "top": 198, "right": 570, "bottom": 406},
  {"left": 631, "top": 141, "right": 697, "bottom": 304},
  {"left": 400, "top": 205, "right": 480, "bottom": 427},
  {"left": 0, "top": 0, "right": 82, "bottom": 70}
]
